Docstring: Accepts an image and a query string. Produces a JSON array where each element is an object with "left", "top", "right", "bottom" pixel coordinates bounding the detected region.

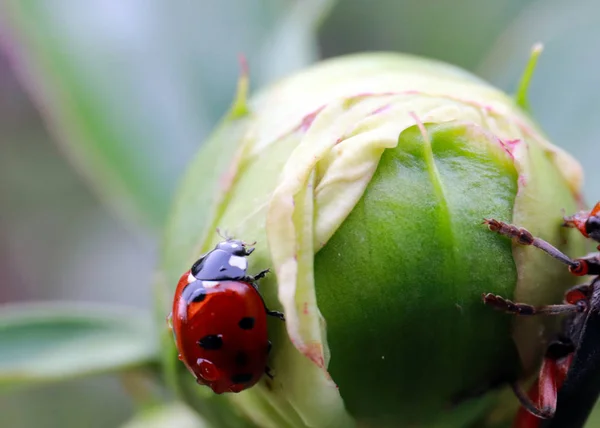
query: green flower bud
[{"left": 156, "top": 52, "right": 587, "bottom": 427}]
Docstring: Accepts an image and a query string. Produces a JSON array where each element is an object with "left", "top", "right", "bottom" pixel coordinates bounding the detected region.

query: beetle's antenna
[{"left": 216, "top": 228, "right": 234, "bottom": 241}]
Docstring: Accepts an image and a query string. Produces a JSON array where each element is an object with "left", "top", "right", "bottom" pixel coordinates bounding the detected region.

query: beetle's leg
[
  {"left": 245, "top": 281, "right": 285, "bottom": 321},
  {"left": 483, "top": 219, "right": 586, "bottom": 273},
  {"left": 513, "top": 339, "right": 574, "bottom": 422},
  {"left": 264, "top": 366, "right": 274, "bottom": 380},
  {"left": 266, "top": 309, "right": 285, "bottom": 321},
  {"left": 567, "top": 252, "right": 600, "bottom": 276},
  {"left": 242, "top": 240, "right": 257, "bottom": 255},
  {"left": 242, "top": 269, "right": 270, "bottom": 284},
  {"left": 252, "top": 269, "right": 270, "bottom": 281},
  {"left": 244, "top": 269, "right": 285, "bottom": 320},
  {"left": 483, "top": 280, "right": 595, "bottom": 316},
  {"left": 564, "top": 282, "right": 595, "bottom": 304},
  {"left": 482, "top": 293, "right": 584, "bottom": 316},
  {"left": 512, "top": 382, "right": 554, "bottom": 420}
]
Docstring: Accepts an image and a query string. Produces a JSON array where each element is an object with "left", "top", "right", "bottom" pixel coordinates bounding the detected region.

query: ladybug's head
[
  {"left": 564, "top": 202, "right": 600, "bottom": 243},
  {"left": 215, "top": 239, "right": 254, "bottom": 257}
]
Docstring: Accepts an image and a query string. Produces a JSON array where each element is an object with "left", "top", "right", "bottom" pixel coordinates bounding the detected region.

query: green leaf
[
  {"left": 585, "top": 402, "right": 600, "bottom": 428},
  {"left": 0, "top": 302, "right": 158, "bottom": 386},
  {"left": 0, "top": 0, "right": 333, "bottom": 229},
  {"left": 514, "top": 43, "right": 543, "bottom": 111}
]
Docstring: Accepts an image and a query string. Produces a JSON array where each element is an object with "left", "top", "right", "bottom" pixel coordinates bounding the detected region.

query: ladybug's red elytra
[{"left": 168, "top": 237, "right": 284, "bottom": 394}]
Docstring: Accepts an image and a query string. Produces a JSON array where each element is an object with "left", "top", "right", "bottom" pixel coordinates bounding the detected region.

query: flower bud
[{"left": 157, "top": 52, "right": 587, "bottom": 427}]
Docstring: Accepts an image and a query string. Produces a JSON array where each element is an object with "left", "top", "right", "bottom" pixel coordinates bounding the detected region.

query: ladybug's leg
[
  {"left": 265, "top": 341, "right": 275, "bottom": 379},
  {"left": 482, "top": 293, "right": 584, "bottom": 316},
  {"left": 264, "top": 366, "right": 274, "bottom": 380},
  {"left": 252, "top": 269, "right": 270, "bottom": 281},
  {"left": 251, "top": 288, "right": 285, "bottom": 321},
  {"left": 242, "top": 269, "right": 270, "bottom": 284},
  {"left": 484, "top": 219, "right": 588, "bottom": 275},
  {"left": 245, "top": 269, "right": 285, "bottom": 321},
  {"left": 266, "top": 309, "right": 285, "bottom": 321}
]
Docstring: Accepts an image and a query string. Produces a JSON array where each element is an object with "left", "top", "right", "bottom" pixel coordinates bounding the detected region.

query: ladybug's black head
[
  {"left": 585, "top": 214, "right": 600, "bottom": 243},
  {"left": 215, "top": 239, "right": 253, "bottom": 257}
]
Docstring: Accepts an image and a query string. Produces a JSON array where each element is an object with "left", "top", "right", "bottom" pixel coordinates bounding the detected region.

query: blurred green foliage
[
  {"left": 0, "top": 302, "right": 156, "bottom": 386},
  {"left": 0, "top": 0, "right": 599, "bottom": 426}
]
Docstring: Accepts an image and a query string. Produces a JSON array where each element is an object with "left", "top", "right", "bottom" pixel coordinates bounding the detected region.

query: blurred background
[{"left": 0, "top": 0, "right": 598, "bottom": 426}]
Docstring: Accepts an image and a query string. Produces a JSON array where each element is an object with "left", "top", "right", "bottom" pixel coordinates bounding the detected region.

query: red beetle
[
  {"left": 483, "top": 202, "right": 600, "bottom": 428},
  {"left": 168, "top": 238, "right": 284, "bottom": 394}
]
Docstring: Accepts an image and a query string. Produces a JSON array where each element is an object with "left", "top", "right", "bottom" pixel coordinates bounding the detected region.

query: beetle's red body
[
  {"left": 171, "top": 272, "right": 271, "bottom": 394},
  {"left": 483, "top": 202, "right": 600, "bottom": 428},
  {"left": 168, "top": 237, "right": 284, "bottom": 394},
  {"left": 512, "top": 348, "right": 572, "bottom": 428}
]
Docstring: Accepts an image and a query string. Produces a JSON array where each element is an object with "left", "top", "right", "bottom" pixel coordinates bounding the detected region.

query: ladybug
[
  {"left": 482, "top": 202, "right": 600, "bottom": 428},
  {"left": 168, "top": 237, "right": 285, "bottom": 394}
]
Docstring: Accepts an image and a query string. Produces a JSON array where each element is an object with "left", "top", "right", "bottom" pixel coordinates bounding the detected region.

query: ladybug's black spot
[
  {"left": 238, "top": 317, "right": 255, "bottom": 330},
  {"left": 191, "top": 289, "right": 206, "bottom": 303},
  {"left": 235, "top": 351, "right": 249, "bottom": 367},
  {"left": 181, "top": 280, "right": 206, "bottom": 304},
  {"left": 231, "top": 373, "right": 253, "bottom": 384},
  {"left": 198, "top": 334, "right": 223, "bottom": 350}
]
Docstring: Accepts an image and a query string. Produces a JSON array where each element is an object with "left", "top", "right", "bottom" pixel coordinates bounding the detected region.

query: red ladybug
[{"left": 168, "top": 238, "right": 284, "bottom": 394}]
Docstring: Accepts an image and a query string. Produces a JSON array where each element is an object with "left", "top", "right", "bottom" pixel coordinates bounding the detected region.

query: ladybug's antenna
[{"left": 216, "top": 228, "right": 234, "bottom": 241}]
